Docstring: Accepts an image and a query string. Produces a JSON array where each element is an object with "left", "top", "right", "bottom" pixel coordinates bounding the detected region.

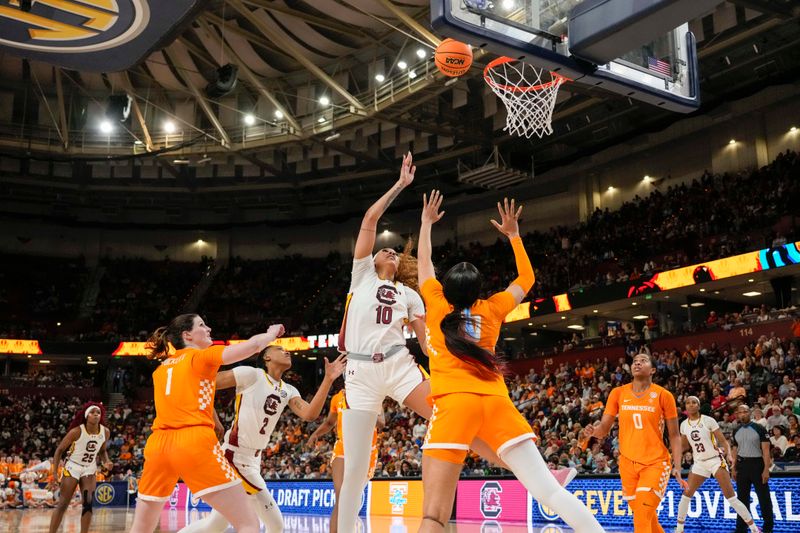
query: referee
[{"left": 731, "top": 404, "right": 773, "bottom": 533}]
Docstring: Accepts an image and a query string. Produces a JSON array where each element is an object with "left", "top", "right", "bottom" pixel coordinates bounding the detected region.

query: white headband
[
  {"left": 85, "top": 406, "right": 101, "bottom": 419},
  {"left": 686, "top": 396, "right": 700, "bottom": 404}
]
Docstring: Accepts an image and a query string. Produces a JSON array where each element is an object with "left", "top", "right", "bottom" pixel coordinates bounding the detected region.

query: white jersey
[
  {"left": 224, "top": 367, "right": 300, "bottom": 452},
  {"left": 680, "top": 414, "right": 722, "bottom": 462},
  {"left": 66, "top": 424, "right": 107, "bottom": 466},
  {"left": 340, "top": 256, "right": 424, "bottom": 355}
]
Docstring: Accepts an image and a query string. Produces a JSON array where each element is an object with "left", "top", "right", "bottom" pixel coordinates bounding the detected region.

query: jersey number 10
[{"left": 375, "top": 305, "right": 393, "bottom": 324}]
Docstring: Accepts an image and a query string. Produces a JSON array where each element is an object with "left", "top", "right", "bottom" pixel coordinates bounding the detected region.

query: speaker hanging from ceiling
[
  {"left": 106, "top": 94, "right": 132, "bottom": 123},
  {"left": 206, "top": 63, "right": 239, "bottom": 99}
]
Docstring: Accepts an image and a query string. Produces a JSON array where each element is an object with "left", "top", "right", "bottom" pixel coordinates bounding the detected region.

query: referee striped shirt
[{"left": 732, "top": 422, "right": 769, "bottom": 458}]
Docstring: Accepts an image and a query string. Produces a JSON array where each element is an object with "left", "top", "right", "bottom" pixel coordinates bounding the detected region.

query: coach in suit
[{"left": 731, "top": 404, "right": 773, "bottom": 533}]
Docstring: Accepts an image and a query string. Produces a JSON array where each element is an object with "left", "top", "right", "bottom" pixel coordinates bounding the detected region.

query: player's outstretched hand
[
  {"left": 397, "top": 152, "right": 416, "bottom": 188},
  {"left": 421, "top": 190, "right": 445, "bottom": 225},
  {"left": 490, "top": 197, "right": 523, "bottom": 238},
  {"left": 673, "top": 466, "right": 688, "bottom": 489},
  {"left": 267, "top": 324, "right": 285, "bottom": 339},
  {"left": 103, "top": 461, "right": 114, "bottom": 472},
  {"left": 324, "top": 353, "right": 347, "bottom": 382}
]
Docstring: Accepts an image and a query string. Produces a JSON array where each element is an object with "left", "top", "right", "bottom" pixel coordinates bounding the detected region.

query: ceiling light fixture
[
  {"left": 163, "top": 121, "right": 176, "bottom": 134},
  {"left": 416, "top": 48, "right": 426, "bottom": 59},
  {"left": 567, "top": 325, "right": 585, "bottom": 330},
  {"left": 633, "top": 315, "right": 649, "bottom": 320},
  {"left": 274, "top": 110, "right": 284, "bottom": 119},
  {"left": 397, "top": 60, "right": 408, "bottom": 70},
  {"left": 244, "top": 114, "right": 256, "bottom": 126},
  {"left": 375, "top": 74, "right": 385, "bottom": 82},
  {"left": 728, "top": 139, "right": 736, "bottom": 145},
  {"left": 319, "top": 95, "right": 330, "bottom": 106},
  {"left": 100, "top": 120, "right": 113, "bottom": 133},
  {"left": 742, "top": 291, "right": 762, "bottom": 297}
]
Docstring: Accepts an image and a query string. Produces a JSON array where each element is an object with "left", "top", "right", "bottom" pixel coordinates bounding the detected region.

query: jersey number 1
[{"left": 165, "top": 368, "right": 174, "bottom": 396}]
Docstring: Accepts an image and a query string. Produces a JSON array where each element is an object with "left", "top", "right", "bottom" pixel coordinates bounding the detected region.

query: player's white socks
[
  {"left": 677, "top": 495, "right": 758, "bottom": 532},
  {"left": 176, "top": 509, "right": 229, "bottom": 533},
  {"left": 501, "top": 440, "right": 604, "bottom": 533},
  {"left": 254, "top": 489, "right": 284, "bottom": 532},
  {"left": 727, "top": 495, "right": 758, "bottom": 531},
  {"left": 677, "top": 494, "right": 691, "bottom": 527},
  {"left": 337, "top": 408, "right": 378, "bottom": 533},
  {"left": 176, "top": 491, "right": 284, "bottom": 533}
]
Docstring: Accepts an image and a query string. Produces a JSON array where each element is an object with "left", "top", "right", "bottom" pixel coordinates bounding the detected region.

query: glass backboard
[{"left": 431, "top": 0, "right": 700, "bottom": 112}]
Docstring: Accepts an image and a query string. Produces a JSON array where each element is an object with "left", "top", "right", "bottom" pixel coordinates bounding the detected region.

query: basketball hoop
[{"left": 484, "top": 57, "right": 570, "bottom": 139}]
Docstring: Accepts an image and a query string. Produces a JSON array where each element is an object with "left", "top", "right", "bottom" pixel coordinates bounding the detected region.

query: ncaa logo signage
[
  {"left": 95, "top": 483, "right": 114, "bottom": 505},
  {"left": 0, "top": 0, "right": 207, "bottom": 71},
  {"left": 480, "top": 481, "right": 503, "bottom": 519}
]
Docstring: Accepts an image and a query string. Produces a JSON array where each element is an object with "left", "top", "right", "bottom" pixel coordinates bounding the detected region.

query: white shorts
[
  {"left": 344, "top": 351, "right": 427, "bottom": 413},
  {"left": 63, "top": 461, "right": 97, "bottom": 480},
  {"left": 691, "top": 455, "right": 726, "bottom": 478},
  {"left": 222, "top": 445, "right": 267, "bottom": 493}
]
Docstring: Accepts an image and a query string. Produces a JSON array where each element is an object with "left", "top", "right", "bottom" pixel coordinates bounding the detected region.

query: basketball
[{"left": 435, "top": 38, "right": 473, "bottom": 77}]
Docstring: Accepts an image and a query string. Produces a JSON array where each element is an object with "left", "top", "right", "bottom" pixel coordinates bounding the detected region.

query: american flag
[{"left": 648, "top": 56, "right": 672, "bottom": 77}]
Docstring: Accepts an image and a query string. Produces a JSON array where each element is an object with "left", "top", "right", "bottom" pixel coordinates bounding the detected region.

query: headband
[{"left": 85, "top": 406, "right": 101, "bottom": 419}]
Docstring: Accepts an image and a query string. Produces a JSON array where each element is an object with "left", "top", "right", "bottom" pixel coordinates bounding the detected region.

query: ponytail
[
  {"left": 146, "top": 314, "right": 198, "bottom": 361},
  {"left": 440, "top": 309, "right": 507, "bottom": 375},
  {"left": 395, "top": 238, "right": 419, "bottom": 292}
]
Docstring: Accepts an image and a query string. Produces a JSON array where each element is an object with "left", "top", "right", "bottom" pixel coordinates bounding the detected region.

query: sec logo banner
[
  {"left": 0, "top": 0, "right": 207, "bottom": 71},
  {"left": 94, "top": 483, "right": 115, "bottom": 505}
]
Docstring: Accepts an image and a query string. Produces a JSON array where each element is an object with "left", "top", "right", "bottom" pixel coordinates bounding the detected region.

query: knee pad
[{"left": 81, "top": 490, "right": 94, "bottom": 515}]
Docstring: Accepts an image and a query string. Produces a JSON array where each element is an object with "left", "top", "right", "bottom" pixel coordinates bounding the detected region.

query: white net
[{"left": 484, "top": 57, "right": 568, "bottom": 139}]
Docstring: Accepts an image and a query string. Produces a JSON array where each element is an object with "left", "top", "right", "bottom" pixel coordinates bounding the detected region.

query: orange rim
[{"left": 484, "top": 56, "right": 571, "bottom": 93}]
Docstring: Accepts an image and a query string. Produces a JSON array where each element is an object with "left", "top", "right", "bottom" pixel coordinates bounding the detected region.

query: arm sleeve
[
  {"left": 191, "top": 345, "right": 225, "bottom": 378},
  {"left": 350, "top": 256, "right": 375, "bottom": 292},
  {"left": 509, "top": 236, "right": 535, "bottom": 293},
  {"left": 603, "top": 387, "right": 620, "bottom": 417},
  {"left": 755, "top": 424, "right": 770, "bottom": 443},
  {"left": 286, "top": 384, "right": 301, "bottom": 401},
  {"left": 232, "top": 367, "right": 259, "bottom": 393},
  {"left": 662, "top": 390, "right": 678, "bottom": 419},
  {"left": 487, "top": 291, "right": 518, "bottom": 320},
  {"left": 406, "top": 289, "right": 425, "bottom": 322}
]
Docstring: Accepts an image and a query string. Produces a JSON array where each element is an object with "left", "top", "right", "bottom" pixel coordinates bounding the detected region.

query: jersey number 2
[
  {"left": 633, "top": 413, "right": 644, "bottom": 429},
  {"left": 259, "top": 394, "right": 281, "bottom": 435}
]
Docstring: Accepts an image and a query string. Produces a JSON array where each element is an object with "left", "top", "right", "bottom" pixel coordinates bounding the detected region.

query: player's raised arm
[
  {"left": 288, "top": 354, "right": 347, "bottom": 421},
  {"left": 307, "top": 408, "right": 337, "bottom": 449},
  {"left": 221, "top": 324, "right": 284, "bottom": 364},
  {"left": 418, "top": 190, "right": 445, "bottom": 287},
  {"left": 490, "top": 198, "right": 534, "bottom": 304},
  {"left": 354, "top": 152, "right": 416, "bottom": 260}
]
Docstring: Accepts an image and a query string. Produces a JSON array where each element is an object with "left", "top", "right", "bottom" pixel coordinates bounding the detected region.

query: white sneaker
[
  {"left": 550, "top": 467, "right": 578, "bottom": 487},
  {"left": 673, "top": 523, "right": 684, "bottom": 533},
  {"left": 749, "top": 525, "right": 761, "bottom": 533}
]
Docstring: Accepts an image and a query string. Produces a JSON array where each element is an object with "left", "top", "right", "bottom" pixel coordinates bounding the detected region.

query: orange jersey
[
  {"left": 331, "top": 390, "right": 377, "bottom": 447},
  {"left": 151, "top": 345, "right": 225, "bottom": 431},
  {"left": 420, "top": 278, "right": 517, "bottom": 398},
  {"left": 603, "top": 383, "right": 678, "bottom": 465}
]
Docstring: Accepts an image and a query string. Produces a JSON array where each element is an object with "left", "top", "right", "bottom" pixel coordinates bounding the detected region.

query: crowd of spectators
[
  {"left": 1, "top": 321, "right": 799, "bottom": 486},
  {"left": 2, "top": 151, "right": 797, "bottom": 340},
  {"left": 0, "top": 369, "right": 95, "bottom": 389}
]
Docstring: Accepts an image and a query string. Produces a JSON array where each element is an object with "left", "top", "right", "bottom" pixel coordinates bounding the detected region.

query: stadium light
[
  {"left": 39, "top": 360, "right": 51, "bottom": 364},
  {"left": 99, "top": 120, "right": 113, "bottom": 133},
  {"left": 633, "top": 315, "right": 649, "bottom": 320},
  {"left": 274, "top": 110, "right": 284, "bottom": 119},
  {"left": 790, "top": 126, "right": 797, "bottom": 133},
  {"left": 743, "top": 291, "right": 762, "bottom": 297},
  {"left": 375, "top": 74, "right": 385, "bottom": 82},
  {"left": 319, "top": 95, "right": 330, "bottom": 106},
  {"left": 728, "top": 139, "right": 736, "bottom": 145},
  {"left": 317, "top": 117, "right": 326, "bottom": 123},
  {"left": 244, "top": 114, "right": 256, "bottom": 126},
  {"left": 416, "top": 48, "right": 426, "bottom": 59},
  {"left": 408, "top": 71, "right": 417, "bottom": 79},
  {"left": 502, "top": 0, "right": 516, "bottom": 10},
  {"left": 607, "top": 186, "right": 615, "bottom": 192},
  {"left": 163, "top": 121, "right": 176, "bottom": 134},
  {"left": 397, "top": 60, "right": 408, "bottom": 70}
]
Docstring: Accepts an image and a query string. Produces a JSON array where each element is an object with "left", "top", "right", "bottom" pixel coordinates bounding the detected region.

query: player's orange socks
[{"left": 631, "top": 491, "right": 662, "bottom": 533}]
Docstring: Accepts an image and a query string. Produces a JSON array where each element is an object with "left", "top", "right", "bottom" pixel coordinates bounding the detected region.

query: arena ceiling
[{"left": 0, "top": 0, "right": 798, "bottom": 227}]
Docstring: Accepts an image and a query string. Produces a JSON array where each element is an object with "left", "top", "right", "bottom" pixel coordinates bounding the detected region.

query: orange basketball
[{"left": 435, "top": 38, "right": 473, "bottom": 77}]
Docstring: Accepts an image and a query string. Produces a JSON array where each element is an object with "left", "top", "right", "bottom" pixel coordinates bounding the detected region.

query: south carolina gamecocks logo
[
  {"left": 376, "top": 285, "right": 398, "bottom": 305},
  {"left": 480, "top": 481, "right": 503, "bottom": 519}
]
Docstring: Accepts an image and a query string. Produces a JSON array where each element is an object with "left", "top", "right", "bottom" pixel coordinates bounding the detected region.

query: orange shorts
[
  {"left": 331, "top": 439, "right": 378, "bottom": 479},
  {"left": 137, "top": 426, "right": 240, "bottom": 501},
  {"left": 619, "top": 454, "right": 672, "bottom": 502},
  {"left": 422, "top": 393, "right": 536, "bottom": 464}
]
